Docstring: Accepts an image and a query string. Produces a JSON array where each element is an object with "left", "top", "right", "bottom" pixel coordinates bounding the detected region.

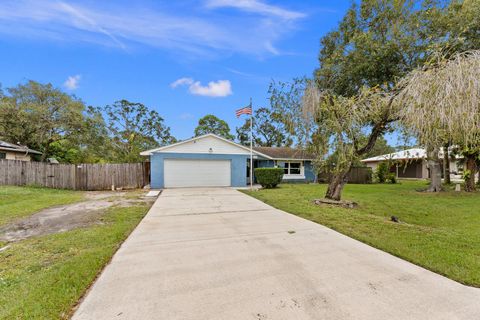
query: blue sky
[{"left": 0, "top": 0, "right": 354, "bottom": 141}]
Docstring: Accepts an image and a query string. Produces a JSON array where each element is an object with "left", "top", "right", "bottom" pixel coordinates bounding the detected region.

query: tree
[
  {"left": 427, "top": 0, "right": 480, "bottom": 57},
  {"left": 236, "top": 107, "right": 292, "bottom": 147},
  {"left": 363, "top": 136, "right": 395, "bottom": 159},
  {"left": 270, "top": 79, "right": 398, "bottom": 200},
  {"left": 315, "top": 0, "right": 434, "bottom": 97},
  {"left": 0, "top": 81, "right": 91, "bottom": 161},
  {"left": 286, "top": 0, "right": 439, "bottom": 200},
  {"left": 397, "top": 51, "right": 480, "bottom": 191},
  {"left": 101, "top": 100, "right": 175, "bottom": 163},
  {"left": 194, "top": 114, "right": 234, "bottom": 140},
  {"left": 304, "top": 84, "right": 397, "bottom": 200},
  {"left": 291, "top": 0, "right": 479, "bottom": 198},
  {"left": 47, "top": 106, "right": 111, "bottom": 163}
]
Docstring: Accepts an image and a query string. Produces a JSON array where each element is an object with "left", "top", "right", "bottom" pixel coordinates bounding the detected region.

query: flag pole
[{"left": 249, "top": 97, "right": 253, "bottom": 189}]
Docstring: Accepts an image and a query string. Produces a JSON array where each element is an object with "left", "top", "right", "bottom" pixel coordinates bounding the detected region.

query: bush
[
  {"left": 387, "top": 173, "right": 397, "bottom": 184},
  {"left": 254, "top": 168, "right": 284, "bottom": 188},
  {"left": 375, "top": 162, "right": 389, "bottom": 183}
]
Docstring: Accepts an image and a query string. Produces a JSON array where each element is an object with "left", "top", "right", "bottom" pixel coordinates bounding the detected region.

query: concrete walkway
[{"left": 73, "top": 188, "right": 480, "bottom": 320}]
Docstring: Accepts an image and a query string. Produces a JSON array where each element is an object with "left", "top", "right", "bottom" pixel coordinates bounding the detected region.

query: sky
[{"left": 0, "top": 0, "right": 355, "bottom": 141}]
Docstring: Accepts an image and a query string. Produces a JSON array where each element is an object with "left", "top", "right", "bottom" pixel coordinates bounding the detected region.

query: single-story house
[
  {"left": 140, "top": 133, "right": 316, "bottom": 188},
  {"left": 361, "top": 148, "right": 460, "bottom": 179},
  {"left": 0, "top": 140, "right": 42, "bottom": 161}
]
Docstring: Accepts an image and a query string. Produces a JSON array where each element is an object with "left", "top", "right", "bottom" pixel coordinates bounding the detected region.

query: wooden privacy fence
[
  {"left": 317, "top": 166, "right": 373, "bottom": 184},
  {"left": 0, "top": 160, "right": 150, "bottom": 190}
]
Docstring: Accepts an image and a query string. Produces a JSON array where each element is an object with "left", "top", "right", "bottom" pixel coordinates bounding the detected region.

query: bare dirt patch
[{"left": 0, "top": 191, "right": 157, "bottom": 242}]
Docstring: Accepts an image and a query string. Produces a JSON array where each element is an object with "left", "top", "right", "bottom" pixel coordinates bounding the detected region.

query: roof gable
[{"left": 140, "top": 134, "right": 272, "bottom": 158}]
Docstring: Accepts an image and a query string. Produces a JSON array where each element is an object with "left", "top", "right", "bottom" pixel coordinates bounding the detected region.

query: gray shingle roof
[
  {"left": 253, "top": 147, "right": 315, "bottom": 160},
  {"left": 0, "top": 140, "right": 42, "bottom": 155}
]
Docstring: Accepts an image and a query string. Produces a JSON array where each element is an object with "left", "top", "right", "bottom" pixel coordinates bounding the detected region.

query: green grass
[
  {"left": 0, "top": 187, "right": 151, "bottom": 319},
  {"left": 244, "top": 180, "right": 480, "bottom": 287},
  {"left": 0, "top": 186, "right": 84, "bottom": 226}
]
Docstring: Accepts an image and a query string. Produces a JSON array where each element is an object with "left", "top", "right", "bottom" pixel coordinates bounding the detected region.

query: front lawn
[
  {"left": 244, "top": 180, "right": 480, "bottom": 287},
  {"left": 0, "top": 187, "right": 151, "bottom": 319},
  {"left": 0, "top": 186, "right": 84, "bottom": 226}
]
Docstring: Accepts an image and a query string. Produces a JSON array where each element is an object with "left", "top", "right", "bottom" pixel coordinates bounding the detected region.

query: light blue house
[{"left": 140, "top": 134, "right": 315, "bottom": 188}]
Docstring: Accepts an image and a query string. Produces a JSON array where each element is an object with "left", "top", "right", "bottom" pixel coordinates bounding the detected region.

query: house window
[
  {"left": 0, "top": 152, "right": 5, "bottom": 159},
  {"left": 276, "top": 161, "right": 302, "bottom": 175},
  {"left": 290, "top": 162, "right": 301, "bottom": 174}
]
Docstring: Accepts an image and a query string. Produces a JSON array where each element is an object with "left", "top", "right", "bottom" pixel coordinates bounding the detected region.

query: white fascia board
[{"left": 140, "top": 133, "right": 273, "bottom": 159}]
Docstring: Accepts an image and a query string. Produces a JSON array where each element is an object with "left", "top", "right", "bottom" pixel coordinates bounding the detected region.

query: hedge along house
[{"left": 140, "top": 134, "right": 316, "bottom": 188}]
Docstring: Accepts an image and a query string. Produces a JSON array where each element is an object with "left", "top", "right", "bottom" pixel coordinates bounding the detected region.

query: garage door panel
[{"left": 164, "top": 159, "right": 231, "bottom": 187}]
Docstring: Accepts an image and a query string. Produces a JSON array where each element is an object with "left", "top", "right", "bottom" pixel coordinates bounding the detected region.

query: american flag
[{"left": 235, "top": 106, "right": 252, "bottom": 118}]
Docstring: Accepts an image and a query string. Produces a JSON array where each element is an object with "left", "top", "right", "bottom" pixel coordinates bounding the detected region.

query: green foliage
[
  {"left": 0, "top": 81, "right": 176, "bottom": 164},
  {"left": 254, "top": 168, "right": 284, "bottom": 188},
  {"left": 363, "top": 136, "right": 395, "bottom": 159},
  {"left": 194, "top": 114, "right": 234, "bottom": 140},
  {"left": 427, "top": 0, "right": 480, "bottom": 57},
  {"left": 316, "top": 0, "right": 434, "bottom": 97},
  {"left": 375, "top": 162, "right": 390, "bottom": 183},
  {"left": 0, "top": 81, "right": 95, "bottom": 161},
  {"left": 100, "top": 99, "right": 175, "bottom": 163},
  {"left": 236, "top": 107, "right": 292, "bottom": 147},
  {"left": 387, "top": 173, "right": 397, "bottom": 184}
]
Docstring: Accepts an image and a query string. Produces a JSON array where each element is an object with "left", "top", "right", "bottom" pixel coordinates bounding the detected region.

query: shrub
[
  {"left": 254, "top": 168, "right": 284, "bottom": 188},
  {"left": 387, "top": 173, "right": 397, "bottom": 184},
  {"left": 375, "top": 162, "right": 389, "bottom": 183}
]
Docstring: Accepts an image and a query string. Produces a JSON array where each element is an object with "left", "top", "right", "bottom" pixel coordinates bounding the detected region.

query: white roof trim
[
  {"left": 140, "top": 133, "right": 273, "bottom": 159},
  {"left": 361, "top": 148, "right": 427, "bottom": 162},
  {"left": 272, "top": 158, "right": 314, "bottom": 161}
]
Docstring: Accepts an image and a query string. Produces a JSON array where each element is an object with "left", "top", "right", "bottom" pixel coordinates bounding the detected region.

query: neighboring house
[
  {"left": 361, "top": 148, "right": 460, "bottom": 179},
  {"left": 140, "top": 133, "right": 315, "bottom": 188},
  {"left": 0, "top": 140, "right": 42, "bottom": 161}
]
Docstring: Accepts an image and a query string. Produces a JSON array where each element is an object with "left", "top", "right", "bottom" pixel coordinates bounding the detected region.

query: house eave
[
  {"left": 140, "top": 133, "right": 273, "bottom": 159},
  {"left": 0, "top": 146, "right": 42, "bottom": 155}
]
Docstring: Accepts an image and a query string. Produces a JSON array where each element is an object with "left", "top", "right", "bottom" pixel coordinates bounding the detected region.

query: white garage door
[{"left": 164, "top": 159, "right": 231, "bottom": 188}]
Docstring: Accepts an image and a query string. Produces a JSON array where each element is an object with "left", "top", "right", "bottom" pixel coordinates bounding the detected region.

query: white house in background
[
  {"left": 361, "top": 148, "right": 461, "bottom": 179},
  {"left": 0, "top": 140, "right": 42, "bottom": 161}
]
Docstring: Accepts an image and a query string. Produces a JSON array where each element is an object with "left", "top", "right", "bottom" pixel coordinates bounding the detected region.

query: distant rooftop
[
  {"left": 0, "top": 140, "right": 42, "bottom": 155},
  {"left": 361, "top": 148, "right": 426, "bottom": 162}
]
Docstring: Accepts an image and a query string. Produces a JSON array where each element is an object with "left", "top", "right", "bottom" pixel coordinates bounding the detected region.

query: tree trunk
[
  {"left": 443, "top": 143, "right": 451, "bottom": 185},
  {"left": 464, "top": 154, "right": 477, "bottom": 192},
  {"left": 41, "top": 144, "right": 49, "bottom": 162},
  {"left": 325, "top": 169, "right": 349, "bottom": 201},
  {"left": 426, "top": 146, "right": 442, "bottom": 192}
]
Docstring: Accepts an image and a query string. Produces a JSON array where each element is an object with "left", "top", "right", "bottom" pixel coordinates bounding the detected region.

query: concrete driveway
[{"left": 73, "top": 188, "right": 480, "bottom": 320}]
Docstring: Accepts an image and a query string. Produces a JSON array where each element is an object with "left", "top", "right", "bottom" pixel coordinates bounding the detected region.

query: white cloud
[
  {"left": 171, "top": 77, "right": 232, "bottom": 97},
  {"left": 63, "top": 74, "right": 81, "bottom": 90},
  {"left": 205, "top": 0, "right": 305, "bottom": 20},
  {"left": 170, "top": 77, "right": 194, "bottom": 88},
  {"left": 0, "top": 0, "right": 307, "bottom": 57},
  {"left": 189, "top": 80, "right": 232, "bottom": 97}
]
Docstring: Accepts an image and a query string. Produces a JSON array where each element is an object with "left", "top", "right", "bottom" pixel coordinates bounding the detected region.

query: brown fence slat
[
  {"left": 0, "top": 160, "right": 150, "bottom": 190},
  {"left": 317, "top": 166, "right": 373, "bottom": 184}
]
